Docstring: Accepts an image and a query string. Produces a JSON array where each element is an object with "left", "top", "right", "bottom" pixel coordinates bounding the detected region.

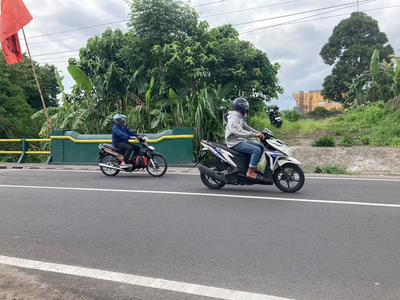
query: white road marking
[
  {"left": 0, "top": 184, "right": 399, "bottom": 208},
  {"left": 4, "top": 168, "right": 400, "bottom": 181},
  {"left": 0, "top": 255, "right": 293, "bottom": 300}
]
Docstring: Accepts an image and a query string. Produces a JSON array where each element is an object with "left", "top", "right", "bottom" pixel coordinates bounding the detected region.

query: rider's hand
[
  {"left": 256, "top": 132, "right": 265, "bottom": 140},
  {"left": 131, "top": 136, "right": 138, "bottom": 140}
]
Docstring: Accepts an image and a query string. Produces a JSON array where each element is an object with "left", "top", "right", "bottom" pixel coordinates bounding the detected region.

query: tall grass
[{"left": 250, "top": 102, "right": 400, "bottom": 146}]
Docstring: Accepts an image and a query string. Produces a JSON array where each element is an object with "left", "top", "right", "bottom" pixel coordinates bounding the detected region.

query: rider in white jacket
[{"left": 225, "top": 98, "right": 265, "bottom": 181}]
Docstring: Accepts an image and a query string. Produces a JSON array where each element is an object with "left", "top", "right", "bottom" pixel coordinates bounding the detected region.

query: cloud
[{"left": 4, "top": 0, "right": 399, "bottom": 110}]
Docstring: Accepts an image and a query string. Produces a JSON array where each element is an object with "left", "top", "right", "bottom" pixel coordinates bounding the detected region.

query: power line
[
  {"left": 22, "top": 20, "right": 127, "bottom": 40},
  {"left": 23, "top": 1, "right": 396, "bottom": 60},
  {"left": 194, "top": 0, "right": 227, "bottom": 7},
  {"left": 240, "top": 2, "right": 398, "bottom": 34},
  {"left": 32, "top": 50, "right": 80, "bottom": 58},
  {"left": 239, "top": 1, "right": 368, "bottom": 33},
  {"left": 232, "top": 0, "right": 376, "bottom": 27},
  {"left": 202, "top": 0, "right": 300, "bottom": 18},
  {"left": 28, "top": 34, "right": 97, "bottom": 45}
]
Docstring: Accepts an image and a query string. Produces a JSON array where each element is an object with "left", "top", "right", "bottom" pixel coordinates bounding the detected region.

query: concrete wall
[{"left": 50, "top": 127, "right": 194, "bottom": 166}]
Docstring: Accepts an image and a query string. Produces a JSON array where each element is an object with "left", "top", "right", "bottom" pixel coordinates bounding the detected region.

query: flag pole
[{"left": 21, "top": 28, "right": 52, "bottom": 133}]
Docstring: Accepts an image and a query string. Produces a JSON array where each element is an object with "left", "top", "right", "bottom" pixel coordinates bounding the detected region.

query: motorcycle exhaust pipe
[
  {"left": 198, "top": 165, "right": 228, "bottom": 183},
  {"left": 99, "top": 163, "right": 121, "bottom": 170}
]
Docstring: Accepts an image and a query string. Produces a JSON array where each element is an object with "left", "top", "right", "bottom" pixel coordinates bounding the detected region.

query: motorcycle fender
[
  {"left": 146, "top": 151, "right": 164, "bottom": 159},
  {"left": 97, "top": 150, "right": 106, "bottom": 160},
  {"left": 277, "top": 157, "right": 302, "bottom": 167}
]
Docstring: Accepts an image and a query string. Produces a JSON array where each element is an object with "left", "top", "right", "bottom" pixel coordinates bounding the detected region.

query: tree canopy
[
  {"left": 45, "top": 0, "right": 283, "bottom": 145},
  {"left": 0, "top": 51, "right": 60, "bottom": 139},
  {"left": 320, "top": 12, "right": 394, "bottom": 103}
]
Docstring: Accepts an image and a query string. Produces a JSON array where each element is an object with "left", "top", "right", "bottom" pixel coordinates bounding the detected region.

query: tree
[
  {"left": 0, "top": 53, "right": 60, "bottom": 110},
  {"left": 0, "top": 67, "right": 35, "bottom": 139},
  {"left": 320, "top": 12, "right": 394, "bottom": 103},
  {"left": 345, "top": 49, "right": 400, "bottom": 107}
]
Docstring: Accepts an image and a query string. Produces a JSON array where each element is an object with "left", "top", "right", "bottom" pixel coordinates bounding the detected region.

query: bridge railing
[{"left": 0, "top": 138, "right": 52, "bottom": 163}]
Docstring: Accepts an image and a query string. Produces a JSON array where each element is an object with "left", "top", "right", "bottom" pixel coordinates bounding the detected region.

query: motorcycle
[
  {"left": 269, "top": 109, "right": 283, "bottom": 128},
  {"left": 195, "top": 129, "right": 305, "bottom": 193},
  {"left": 97, "top": 135, "right": 168, "bottom": 177}
]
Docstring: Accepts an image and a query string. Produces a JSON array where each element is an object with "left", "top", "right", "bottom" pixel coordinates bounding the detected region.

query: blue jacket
[{"left": 112, "top": 123, "right": 138, "bottom": 146}]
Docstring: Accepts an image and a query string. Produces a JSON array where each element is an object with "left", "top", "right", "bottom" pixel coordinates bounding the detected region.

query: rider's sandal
[{"left": 246, "top": 173, "right": 265, "bottom": 181}]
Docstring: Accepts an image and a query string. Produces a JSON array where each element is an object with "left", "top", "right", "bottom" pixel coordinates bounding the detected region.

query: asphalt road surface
[{"left": 0, "top": 168, "right": 399, "bottom": 300}]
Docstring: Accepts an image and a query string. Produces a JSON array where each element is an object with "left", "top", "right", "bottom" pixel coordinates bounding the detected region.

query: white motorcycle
[{"left": 195, "top": 129, "right": 305, "bottom": 193}]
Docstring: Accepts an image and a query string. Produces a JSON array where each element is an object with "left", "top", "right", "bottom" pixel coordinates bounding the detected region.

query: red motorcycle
[{"left": 97, "top": 135, "right": 167, "bottom": 177}]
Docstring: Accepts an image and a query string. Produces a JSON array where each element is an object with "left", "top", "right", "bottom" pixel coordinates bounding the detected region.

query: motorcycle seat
[
  {"left": 102, "top": 143, "right": 123, "bottom": 153},
  {"left": 209, "top": 142, "right": 246, "bottom": 157}
]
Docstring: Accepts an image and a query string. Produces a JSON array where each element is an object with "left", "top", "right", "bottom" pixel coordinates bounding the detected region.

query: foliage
[
  {"left": 314, "top": 165, "right": 351, "bottom": 175},
  {"left": 37, "top": 0, "right": 283, "bottom": 147},
  {"left": 320, "top": 12, "right": 394, "bottom": 103},
  {"left": 339, "top": 136, "right": 354, "bottom": 147},
  {"left": 345, "top": 49, "right": 400, "bottom": 107},
  {"left": 281, "top": 110, "right": 300, "bottom": 122},
  {"left": 0, "top": 64, "right": 37, "bottom": 139},
  {"left": 313, "top": 135, "right": 336, "bottom": 147},
  {"left": 0, "top": 51, "right": 60, "bottom": 110}
]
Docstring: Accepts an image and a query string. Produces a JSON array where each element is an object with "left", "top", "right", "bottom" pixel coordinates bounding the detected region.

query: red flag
[
  {"left": 0, "top": 0, "right": 33, "bottom": 64},
  {"left": 1, "top": 32, "right": 23, "bottom": 64}
]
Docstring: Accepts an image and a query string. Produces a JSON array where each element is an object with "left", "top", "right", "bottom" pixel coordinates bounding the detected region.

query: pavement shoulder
[{"left": 1, "top": 163, "right": 400, "bottom": 179}]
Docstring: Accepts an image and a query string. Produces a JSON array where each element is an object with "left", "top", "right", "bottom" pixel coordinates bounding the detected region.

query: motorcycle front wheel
[
  {"left": 273, "top": 163, "right": 305, "bottom": 193},
  {"left": 146, "top": 153, "right": 168, "bottom": 177}
]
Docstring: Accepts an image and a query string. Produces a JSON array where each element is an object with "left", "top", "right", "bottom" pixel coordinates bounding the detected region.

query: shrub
[
  {"left": 281, "top": 110, "right": 300, "bottom": 122},
  {"left": 314, "top": 164, "right": 351, "bottom": 175},
  {"left": 313, "top": 135, "right": 335, "bottom": 147},
  {"left": 339, "top": 136, "right": 354, "bottom": 147},
  {"left": 359, "top": 136, "right": 371, "bottom": 145}
]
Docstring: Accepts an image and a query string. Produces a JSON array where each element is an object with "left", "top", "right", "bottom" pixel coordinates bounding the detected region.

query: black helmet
[
  {"left": 113, "top": 114, "right": 127, "bottom": 125},
  {"left": 232, "top": 97, "right": 249, "bottom": 115}
]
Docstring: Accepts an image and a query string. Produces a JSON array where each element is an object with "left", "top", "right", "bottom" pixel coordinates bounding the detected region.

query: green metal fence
[{"left": 0, "top": 138, "right": 51, "bottom": 163}]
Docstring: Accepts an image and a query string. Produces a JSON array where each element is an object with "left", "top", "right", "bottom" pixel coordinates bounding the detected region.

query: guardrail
[
  {"left": 0, "top": 128, "right": 194, "bottom": 166},
  {"left": 0, "top": 138, "right": 51, "bottom": 163}
]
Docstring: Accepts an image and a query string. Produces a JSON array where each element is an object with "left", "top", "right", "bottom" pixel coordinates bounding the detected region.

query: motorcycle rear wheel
[
  {"left": 200, "top": 161, "right": 226, "bottom": 189},
  {"left": 100, "top": 154, "right": 120, "bottom": 176},
  {"left": 273, "top": 163, "right": 305, "bottom": 193}
]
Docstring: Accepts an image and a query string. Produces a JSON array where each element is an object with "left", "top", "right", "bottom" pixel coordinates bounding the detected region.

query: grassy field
[{"left": 250, "top": 102, "right": 400, "bottom": 147}]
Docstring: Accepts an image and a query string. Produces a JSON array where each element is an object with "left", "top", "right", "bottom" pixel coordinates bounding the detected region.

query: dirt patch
[
  {"left": 291, "top": 146, "right": 400, "bottom": 174},
  {"left": 0, "top": 265, "right": 91, "bottom": 300}
]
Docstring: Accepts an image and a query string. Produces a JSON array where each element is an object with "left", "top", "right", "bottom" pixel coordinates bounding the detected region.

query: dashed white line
[
  {"left": 0, "top": 255, "right": 293, "bottom": 300},
  {"left": 0, "top": 184, "right": 399, "bottom": 208}
]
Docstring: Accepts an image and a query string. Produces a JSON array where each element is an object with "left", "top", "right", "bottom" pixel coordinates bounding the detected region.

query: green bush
[
  {"left": 314, "top": 164, "right": 351, "bottom": 174},
  {"left": 339, "top": 136, "right": 354, "bottom": 147},
  {"left": 281, "top": 110, "right": 300, "bottom": 122},
  {"left": 359, "top": 136, "right": 371, "bottom": 145},
  {"left": 313, "top": 135, "right": 335, "bottom": 147}
]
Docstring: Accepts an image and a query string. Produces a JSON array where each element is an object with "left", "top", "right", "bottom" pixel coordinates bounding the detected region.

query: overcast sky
[{"left": 13, "top": 0, "right": 400, "bottom": 109}]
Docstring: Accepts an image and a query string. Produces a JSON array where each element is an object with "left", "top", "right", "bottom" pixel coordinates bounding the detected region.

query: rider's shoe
[{"left": 120, "top": 161, "right": 130, "bottom": 169}]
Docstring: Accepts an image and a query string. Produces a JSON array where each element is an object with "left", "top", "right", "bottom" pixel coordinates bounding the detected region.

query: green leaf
[
  {"left": 135, "top": 75, "right": 147, "bottom": 95},
  {"left": 67, "top": 65, "right": 93, "bottom": 92},
  {"left": 54, "top": 68, "right": 64, "bottom": 92},
  {"left": 218, "top": 82, "right": 235, "bottom": 100},
  {"left": 370, "top": 49, "right": 380, "bottom": 79}
]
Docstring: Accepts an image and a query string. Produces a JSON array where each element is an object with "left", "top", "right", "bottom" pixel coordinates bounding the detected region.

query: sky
[{"left": 8, "top": 0, "right": 400, "bottom": 109}]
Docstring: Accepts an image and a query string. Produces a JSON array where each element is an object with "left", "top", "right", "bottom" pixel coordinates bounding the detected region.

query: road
[{"left": 0, "top": 168, "right": 399, "bottom": 300}]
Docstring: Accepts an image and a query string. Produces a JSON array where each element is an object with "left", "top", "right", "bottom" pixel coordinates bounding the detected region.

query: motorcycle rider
[
  {"left": 112, "top": 114, "right": 140, "bottom": 169},
  {"left": 225, "top": 98, "right": 266, "bottom": 181}
]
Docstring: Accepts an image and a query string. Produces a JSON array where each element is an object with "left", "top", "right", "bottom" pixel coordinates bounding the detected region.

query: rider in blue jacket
[{"left": 112, "top": 114, "right": 140, "bottom": 168}]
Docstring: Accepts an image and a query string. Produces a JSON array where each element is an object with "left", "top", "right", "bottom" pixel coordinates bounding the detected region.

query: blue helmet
[
  {"left": 232, "top": 97, "right": 249, "bottom": 115},
  {"left": 113, "top": 114, "right": 127, "bottom": 125}
]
